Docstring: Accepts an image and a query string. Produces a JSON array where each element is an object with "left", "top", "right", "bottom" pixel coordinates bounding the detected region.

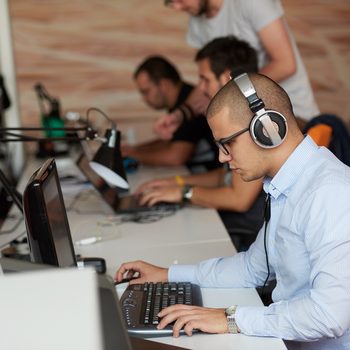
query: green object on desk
[{"left": 42, "top": 115, "right": 65, "bottom": 138}]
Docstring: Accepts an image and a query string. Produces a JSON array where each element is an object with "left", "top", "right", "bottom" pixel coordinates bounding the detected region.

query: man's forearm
[
  {"left": 182, "top": 168, "right": 224, "bottom": 187},
  {"left": 190, "top": 186, "right": 251, "bottom": 211}
]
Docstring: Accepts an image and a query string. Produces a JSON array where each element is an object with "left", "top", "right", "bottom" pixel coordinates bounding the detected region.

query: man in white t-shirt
[{"left": 160, "top": 0, "right": 319, "bottom": 127}]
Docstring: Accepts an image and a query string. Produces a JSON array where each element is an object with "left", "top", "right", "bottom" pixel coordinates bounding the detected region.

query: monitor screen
[{"left": 23, "top": 158, "right": 77, "bottom": 267}]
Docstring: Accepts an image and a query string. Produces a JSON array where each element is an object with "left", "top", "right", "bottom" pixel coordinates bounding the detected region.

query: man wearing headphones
[{"left": 116, "top": 73, "right": 350, "bottom": 349}]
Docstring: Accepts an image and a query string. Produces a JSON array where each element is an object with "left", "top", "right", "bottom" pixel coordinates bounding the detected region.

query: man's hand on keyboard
[
  {"left": 115, "top": 260, "right": 168, "bottom": 285},
  {"left": 157, "top": 305, "right": 228, "bottom": 337},
  {"left": 134, "top": 177, "right": 178, "bottom": 197},
  {"left": 138, "top": 186, "right": 182, "bottom": 206}
]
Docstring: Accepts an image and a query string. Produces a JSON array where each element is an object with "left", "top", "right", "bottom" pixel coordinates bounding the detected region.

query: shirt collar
[{"left": 263, "top": 135, "right": 319, "bottom": 199}]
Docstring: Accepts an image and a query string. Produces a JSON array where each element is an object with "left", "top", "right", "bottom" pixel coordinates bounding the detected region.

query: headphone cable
[{"left": 261, "top": 193, "right": 271, "bottom": 296}]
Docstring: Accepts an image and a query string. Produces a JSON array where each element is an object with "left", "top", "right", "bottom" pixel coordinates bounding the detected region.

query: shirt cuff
[
  {"left": 235, "top": 305, "right": 267, "bottom": 336},
  {"left": 168, "top": 264, "right": 197, "bottom": 283}
]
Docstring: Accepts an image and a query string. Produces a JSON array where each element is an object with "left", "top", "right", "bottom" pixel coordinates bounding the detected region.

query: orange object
[{"left": 307, "top": 124, "right": 333, "bottom": 147}]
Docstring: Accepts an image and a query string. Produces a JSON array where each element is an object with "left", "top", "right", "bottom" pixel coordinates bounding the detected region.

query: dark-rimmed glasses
[{"left": 214, "top": 127, "right": 249, "bottom": 155}]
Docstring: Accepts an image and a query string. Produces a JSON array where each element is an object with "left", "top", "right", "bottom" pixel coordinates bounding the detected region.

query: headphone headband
[{"left": 234, "top": 73, "right": 265, "bottom": 113}]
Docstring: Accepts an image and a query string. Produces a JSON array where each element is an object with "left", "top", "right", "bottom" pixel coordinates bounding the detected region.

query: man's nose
[
  {"left": 218, "top": 149, "right": 232, "bottom": 164},
  {"left": 197, "top": 80, "right": 205, "bottom": 93}
]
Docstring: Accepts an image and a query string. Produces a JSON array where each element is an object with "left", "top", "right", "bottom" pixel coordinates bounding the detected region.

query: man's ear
[{"left": 219, "top": 69, "right": 232, "bottom": 86}]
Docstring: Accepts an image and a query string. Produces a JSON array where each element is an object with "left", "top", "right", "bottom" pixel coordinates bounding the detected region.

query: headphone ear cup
[{"left": 250, "top": 111, "right": 287, "bottom": 148}]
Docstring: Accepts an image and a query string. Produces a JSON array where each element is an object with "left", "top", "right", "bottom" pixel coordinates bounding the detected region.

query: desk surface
[
  {"left": 1, "top": 157, "right": 286, "bottom": 350},
  {"left": 59, "top": 158, "right": 236, "bottom": 275}
]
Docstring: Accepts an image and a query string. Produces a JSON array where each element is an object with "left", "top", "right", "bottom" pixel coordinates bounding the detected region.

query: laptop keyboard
[
  {"left": 120, "top": 282, "right": 202, "bottom": 337},
  {"left": 118, "top": 195, "right": 181, "bottom": 213}
]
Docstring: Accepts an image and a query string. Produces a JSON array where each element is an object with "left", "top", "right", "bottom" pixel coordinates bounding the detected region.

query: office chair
[
  {"left": 219, "top": 188, "right": 266, "bottom": 252},
  {"left": 304, "top": 114, "right": 350, "bottom": 166},
  {"left": 307, "top": 124, "right": 332, "bottom": 147}
]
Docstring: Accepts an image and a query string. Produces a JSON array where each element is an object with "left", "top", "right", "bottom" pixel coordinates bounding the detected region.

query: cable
[
  {"left": 0, "top": 215, "right": 24, "bottom": 235},
  {"left": 118, "top": 208, "right": 177, "bottom": 224},
  {"left": 86, "top": 107, "right": 115, "bottom": 129},
  {"left": 74, "top": 209, "right": 177, "bottom": 247},
  {"left": 0, "top": 231, "right": 27, "bottom": 250},
  {"left": 99, "top": 208, "right": 177, "bottom": 225},
  {"left": 261, "top": 193, "right": 271, "bottom": 296},
  {"left": 65, "top": 189, "right": 108, "bottom": 215}
]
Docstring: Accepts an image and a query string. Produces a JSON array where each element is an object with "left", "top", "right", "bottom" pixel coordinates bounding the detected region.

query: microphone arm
[{"left": 0, "top": 168, "right": 23, "bottom": 213}]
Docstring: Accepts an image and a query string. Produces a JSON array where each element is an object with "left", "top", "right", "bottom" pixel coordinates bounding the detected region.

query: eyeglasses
[{"left": 214, "top": 127, "right": 249, "bottom": 155}]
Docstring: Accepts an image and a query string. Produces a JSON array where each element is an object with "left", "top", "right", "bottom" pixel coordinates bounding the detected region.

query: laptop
[
  {"left": 75, "top": 152, "right": 180, "bottom": 214},
  {"left": 0, "top": 261, "right": 189, "bottom": 350}
]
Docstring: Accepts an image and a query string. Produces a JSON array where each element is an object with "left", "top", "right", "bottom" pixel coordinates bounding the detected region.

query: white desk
[
  {"left": 0, "top": 157, "right": 286, "bottom": 350},
  {"left": 0, "top": 158, "right": 236, "bottom": 274},
  {"left": 46, "top": 158, "right": 236, "bottom": 275}
]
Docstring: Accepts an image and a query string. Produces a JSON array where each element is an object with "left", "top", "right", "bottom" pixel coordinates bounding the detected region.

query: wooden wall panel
[{"left": 7, "top": 0, "right": 350, "bottom": 143}]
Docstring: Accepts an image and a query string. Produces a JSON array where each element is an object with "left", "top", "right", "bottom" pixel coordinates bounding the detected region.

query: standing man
[
  {"left": 156, "top": 0, "right": 319, "bottom": 138},
  {"left": 123, "top": 55, "right": 220, "bottom": 171},
  {"left": 116, "top": 72, "right": 350, "bottom": 349}
]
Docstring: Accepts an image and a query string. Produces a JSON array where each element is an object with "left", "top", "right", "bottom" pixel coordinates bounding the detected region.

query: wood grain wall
[{"left": 7, "top": 0, "right": 350, "bottom": 142}]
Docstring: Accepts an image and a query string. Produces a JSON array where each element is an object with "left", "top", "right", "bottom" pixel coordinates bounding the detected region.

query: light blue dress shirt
[{"left": 169, "top": 136, "right": 350, "bottom": 350}]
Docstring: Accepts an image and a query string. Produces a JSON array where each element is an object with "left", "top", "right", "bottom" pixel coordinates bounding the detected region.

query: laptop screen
[
  {"left": 23, "top": 158, "right": 77, "bottom": 267},
  {"left": 76, "top": 152, "right": 123, "bottom": 211}
]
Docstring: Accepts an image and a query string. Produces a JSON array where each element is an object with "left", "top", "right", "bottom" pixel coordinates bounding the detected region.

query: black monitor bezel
[{"left": 23, "top": 158, "right": 77, "bottom": 267}]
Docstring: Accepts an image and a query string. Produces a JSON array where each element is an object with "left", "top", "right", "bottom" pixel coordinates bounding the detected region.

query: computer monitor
[{"left": 23, "top": 158, "right": 77, "bottom": 267}]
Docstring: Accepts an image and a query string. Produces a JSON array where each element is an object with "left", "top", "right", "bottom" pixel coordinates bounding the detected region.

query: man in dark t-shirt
[
  {"left": 122, "top": 55, "right": 220, "bottom": 171},
  {"left": 135, "top": 37, "right": 265, "bottom": 250}
]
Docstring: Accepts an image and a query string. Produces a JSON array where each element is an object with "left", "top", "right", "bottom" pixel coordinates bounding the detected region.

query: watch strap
[
  {"left": 182, "top": 184, "right": 193, "bottom": 203},
  {"left": 225, "top": 305, "right": 239, "bottom": 334}
]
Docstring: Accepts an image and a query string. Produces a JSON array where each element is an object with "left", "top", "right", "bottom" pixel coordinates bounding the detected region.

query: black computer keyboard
[{"left": 120, "top": 282, "right": 203, "bottom": 337}]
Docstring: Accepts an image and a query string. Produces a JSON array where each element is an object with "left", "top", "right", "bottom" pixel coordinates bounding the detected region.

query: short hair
[
  {"left": 195, "top": 36, "right": 258, "bottom": 79},
  {"left": 133, "top": 55, "right": 181, "bottom": 84},
  {"left": 207, "top": 73, "right": 295, "bottom": 128}
]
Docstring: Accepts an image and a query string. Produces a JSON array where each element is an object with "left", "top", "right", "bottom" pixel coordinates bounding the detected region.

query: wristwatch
[
  {"left": 225, "top": 305, "right": 239, "bottom": 334},
  {"left": 182, "top": 184, "right": 193, "bottom": 203}
]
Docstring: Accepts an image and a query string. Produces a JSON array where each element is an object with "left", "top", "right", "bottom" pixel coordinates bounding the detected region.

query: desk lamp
[{"left": 0, "top": 107, "right": 129, "bottom": 212}]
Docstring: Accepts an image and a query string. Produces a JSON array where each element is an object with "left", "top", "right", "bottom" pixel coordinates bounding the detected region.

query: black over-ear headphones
[{"left": 233, "top": 73, "right": 287, "bottom": 148}]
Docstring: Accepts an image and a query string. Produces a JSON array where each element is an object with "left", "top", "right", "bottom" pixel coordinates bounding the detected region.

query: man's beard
[{"left": 197, "top": 0, "right": 209, "bottom": 16}]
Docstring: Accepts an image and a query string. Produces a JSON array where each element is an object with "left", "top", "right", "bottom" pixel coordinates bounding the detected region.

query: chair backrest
[
  {"left": 304, "top": 114, "right": 350, "bottom": 166},
  {"left": 307, "top": 124, "right": 333, "bottom": 147}
]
